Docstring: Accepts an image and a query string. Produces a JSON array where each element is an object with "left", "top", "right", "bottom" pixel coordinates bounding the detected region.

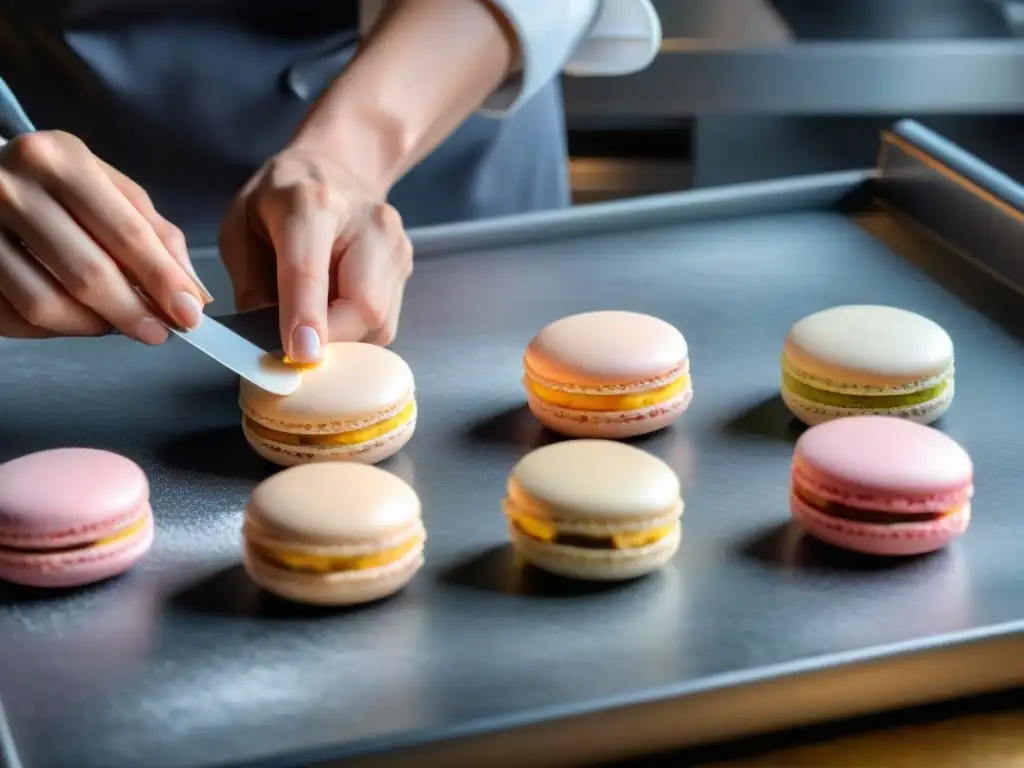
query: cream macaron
[
  {"left": 241, "top": 342, "right": 417, "bottom": 466},
  {"left": 781, "top": 305, "right": 955, "bottom": 426},
  {"left": 503, "top": 439, "right": 683, "bottom": 581},
  {"left": 242, "top": 462, "right": 426, "bottom": 606}
]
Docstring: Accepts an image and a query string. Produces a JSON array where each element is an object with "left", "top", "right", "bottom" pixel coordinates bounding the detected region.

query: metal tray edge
[
  {"left": 891, "top": 119, "right": 1024, "bottom": 213},
  {"left": 257, "top": 624, "right": 1024, "bottom": 768},
  {"left": 877, "top": 120, "right": 1024, "bottom": 300},
  {"left": 405, "top": 169, "right": 872, "bottom": 257},
  {"left": 0, "top": 696, "right": 23, "bottom": 768}
]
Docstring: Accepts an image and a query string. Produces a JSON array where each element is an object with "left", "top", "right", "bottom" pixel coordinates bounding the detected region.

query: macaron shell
[
  {"left": 247, "top": 519, "right": 425, "bottom": 560},
  {"left": 248, "top": 462, "right": 421, "bottom": 543},
  {"left": 793, "top": 416, "right": 973, "bottom": 501},
  {"left": 0, "top": 508, "right": 154, "bottom": 588},
  {"left": 526, "top": 386, "right": 691, "bottom": 439},
  {"left": 791, "top": 494, "right": 969, "bottom": 557},
  {"left": 242, "top": 405, "right": 416, "bottom": 467},
  {"left": 240, "top": 342, "right": 415, "bottom": 430},
  {"left": 243, "top": 538, "right": 423, "bottom": 606},
  {"left": 510, "top": 521, "right": 681, "bottom": 581},
  {"left": 0, "top": 448, "right": 149, "bottom": 547},
  {"left": 785, "top": 305, "right": 954, "bottom": 387},
  {"left": 525, "top": 311, "right": 688, "bottom": 387},
  {"left": 511, "top": 439, "right": 680, "bottom": 520},
  {"left": 781, "top": 382, "right": 953, "bottom": 427}
]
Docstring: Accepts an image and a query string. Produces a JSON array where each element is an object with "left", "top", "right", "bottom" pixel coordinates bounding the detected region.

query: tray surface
[{"left": 1, "top": 203, "right": 1024, "bottom": 767}]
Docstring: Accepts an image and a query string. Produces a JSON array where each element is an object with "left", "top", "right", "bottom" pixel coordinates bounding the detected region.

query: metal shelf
[{"left": 564, "top": 1, "right": 1023, "bottom": 125}]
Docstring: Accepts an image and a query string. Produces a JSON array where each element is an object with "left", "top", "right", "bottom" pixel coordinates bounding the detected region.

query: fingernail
[
  {"left": 184, "top": 261, "right": 214, "bottom": 303},
  {"left": 135, "top": 316, "right": 169, "bottom": 345},
  {"left": 291, "top": 325, "right": 321, "bottom": 363},
  {"left": 171, "top": 291, "right": 203, "bottom": 329}
]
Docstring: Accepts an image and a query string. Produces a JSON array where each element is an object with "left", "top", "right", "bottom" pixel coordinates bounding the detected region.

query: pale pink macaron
[
  {"left": 523, "top": 310, "right": 693, "bottom": 439},
  {"left": 0, "top": 448, "right": 154, "bottom": 588},
  {"left": 790, "top": 416, "right": 973, "bottom": 556}
]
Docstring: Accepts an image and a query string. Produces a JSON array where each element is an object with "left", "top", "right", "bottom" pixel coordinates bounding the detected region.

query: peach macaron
[
  {"left": 241, "top": 342, "right": 417, "bottom": 467},
  {"left": 0, "top": 448, "right": 154, "bottom": 588},
  {"left": 523, "top": 311, "right": 692, "bottom": 439},
  {"left": 242, "top": 462, "right": 426, "bottom": 606},
  {"left": 790, "top": 416, "right": 973, "bottom": 556}
]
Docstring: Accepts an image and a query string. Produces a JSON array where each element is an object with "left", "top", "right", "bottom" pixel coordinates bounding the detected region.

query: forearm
[{"left": 290, "top": 0, "right": 519, "bottom": 197}]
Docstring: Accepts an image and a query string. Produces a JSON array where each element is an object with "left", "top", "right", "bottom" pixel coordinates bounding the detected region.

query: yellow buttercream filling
[
  {"left": 0, "top": 515, "right": 149, "bottom": 555},
  {"left": 253, "top": 535, "right": 420, "bottom": 574},
  {"left": 782, "top": 371, "right": 950, "bottom": 409},
  {"left": 508, "top": 509, "right": 675, "bottom": 550},
  {"left": 512, "top": 514, "right": 558, "bottom": 541},
  {"left": 247, "top": 401, "right": 414, "bottom": 446},
  {"left": 94, "top": 516, "right": 148, "bottom": 547},
  {"left": 527, "top": 374, "right": 689, "bottom": 412},
  {"left": 281, "top": 355, "right": 320, "bottom": 370}
]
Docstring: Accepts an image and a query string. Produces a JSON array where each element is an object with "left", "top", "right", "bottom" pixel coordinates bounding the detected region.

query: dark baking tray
[{"left": 1, "top": 122, "right": 1023, "bottom": 768}]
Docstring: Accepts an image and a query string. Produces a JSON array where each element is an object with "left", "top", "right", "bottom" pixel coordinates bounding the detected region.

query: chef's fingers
[
  {"left": 218, "top": 197, "right": 279, "bottom": 313},
  {"left": 331, "top": 203, "right": 411, "bottom": 343},
  {"left": 0, "top": 227, "right": 114, "bottom": 338},
  {"left": 100, "top": 157, "right": 213, "bottom": 302},
  {"left": 2, "top": 132, "right": 204, "bottom": 330},
  {"left": 0, "top": 289, "right": 57, "bottom": 338},
  {"left": 0, "top": 172, "right": 172, "bottom": 343},
  {"left": 258, "top": 192, "right": 336, "bottom": 364},
  {"left": 365, "top": 227, "right": 412, "bottom": 347},
  {"left": 370, "top": 277, "right": 407, "bottom": 347}
]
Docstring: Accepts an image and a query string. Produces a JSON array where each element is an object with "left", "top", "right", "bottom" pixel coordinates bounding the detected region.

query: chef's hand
[
  {"left": 219, "top": 144, "right": 413, "bottom": 365},
  {"left": 0, "top": 131, "right": 210, "bottom": 341}
]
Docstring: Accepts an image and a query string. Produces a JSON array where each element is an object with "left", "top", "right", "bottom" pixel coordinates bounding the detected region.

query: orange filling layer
[
  {"left": 251, "top": 535, "right": 420, "bottom": 574},
  {"left": 527, "top": 374, "right": 689, "bottom": 412},
  {"left": 0, "top": 515, "right": 147, "bottom": 554},
  {"left": 281, "top": 355, "right": 320, "bottom": 371},
  {"left": 246, "top": 401, "right": 414, "bottom": 446},
  {"left": 507, "top": 506, "right": 675, "bottom": 550}
]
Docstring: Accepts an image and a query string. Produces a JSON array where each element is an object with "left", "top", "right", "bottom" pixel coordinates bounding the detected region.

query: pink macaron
[
  {"left": 0, "top": 448, "right": 154, "bottom": 588},
  {"left": 790, "top": 416, "right": 973, "bottom": 556}
]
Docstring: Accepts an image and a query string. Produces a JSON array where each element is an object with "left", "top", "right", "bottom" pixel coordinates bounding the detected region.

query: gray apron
[{"left": 0, "top": 2, "right": 570, "bottom": 246}]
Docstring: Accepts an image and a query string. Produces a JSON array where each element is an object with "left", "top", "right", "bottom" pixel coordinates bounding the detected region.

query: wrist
[
  {"left": 290, "top": 100, "right": 416, "bottom": 200},
  {"left": 289, "top": 0, "right": 513, "bottom": 197}
]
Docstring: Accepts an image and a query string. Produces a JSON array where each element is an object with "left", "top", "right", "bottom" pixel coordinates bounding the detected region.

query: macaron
[
  {"left": 241, "top": 342, "right": 416, "bottom": 467},
  {"left": 0, "top": 448, "right": 154, "bottom": 588},
  {"left": 523, "top": 311, "right": 692, "bottom": 439},
  {"left": 790, "top": 416, "right": 973, "bottom": 557},
  {"left": 781, "top": 305, "right": 954, "bottom": 426},
  {"left": 503, "top": 439, "right": 683, "bottom": 581},
  {"left": 242, "top": 462, "right": 425, "bottom": 605}
]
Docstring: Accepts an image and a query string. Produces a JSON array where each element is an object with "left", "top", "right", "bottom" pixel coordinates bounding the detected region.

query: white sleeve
[{"left": 479, "top": 0, "right": 661, "bottom": 117}]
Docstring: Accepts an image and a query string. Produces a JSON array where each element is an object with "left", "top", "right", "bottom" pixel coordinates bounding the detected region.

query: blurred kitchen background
[{"left": 565, "top": 0, "right": 1024, "bottom": 203}]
